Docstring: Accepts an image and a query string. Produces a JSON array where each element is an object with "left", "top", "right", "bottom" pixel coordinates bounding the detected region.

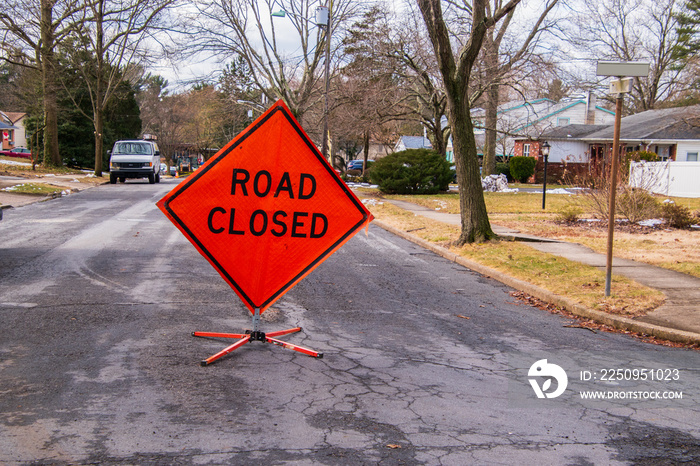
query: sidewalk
[{"left": 383, "top": 199, "right": 700, "bottom": 344}]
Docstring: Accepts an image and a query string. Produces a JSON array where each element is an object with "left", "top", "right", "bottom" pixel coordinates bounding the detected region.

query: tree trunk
[
  {"left": 41, "top": 0, "right": 61, "bottom": 167},
  {"left": 431, "top": 98, "right": 446, "bottom": 156},
  {"left": 94, "top": 110, "right": 104, "bottom": 176},
  {"left": 481, "top": 33, "right": 500, "bottom": 177},
  {"left": 362, "top": 130, "right": 370, "bottom": 173},
  {"left": 482, "top": 83, "right": 499, "bottom": 176},
  {"left": 448, "top": 99, "right": 496, "bottom": 244},
  {"left": 418, "top": 0, "right": 498, "bottom": 244},
  {"left": 94, "top": 0, "right": 104, "bottom": 177}
]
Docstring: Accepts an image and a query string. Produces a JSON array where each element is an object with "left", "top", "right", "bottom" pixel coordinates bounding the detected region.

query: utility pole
[{"left": 318, "top": 4, "right": 331, "bottom": 162}]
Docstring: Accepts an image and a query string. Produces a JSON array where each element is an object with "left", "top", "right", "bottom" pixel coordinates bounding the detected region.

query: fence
[{"left": 629, "top": 161, "right": 700, "bottom": 198}]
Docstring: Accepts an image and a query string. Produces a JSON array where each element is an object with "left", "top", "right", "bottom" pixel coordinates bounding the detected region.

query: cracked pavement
[{"left": 0, "top": 179, "right": 698, "bottom": 464}]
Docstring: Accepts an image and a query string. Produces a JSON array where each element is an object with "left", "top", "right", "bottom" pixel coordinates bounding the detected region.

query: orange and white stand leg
[{"left": 192, "top": 308, "right": 323, "bottom": 365}]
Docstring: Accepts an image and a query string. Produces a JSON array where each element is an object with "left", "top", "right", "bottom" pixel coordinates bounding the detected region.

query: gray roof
[
  {"left": 398, "top": 136, "right": 432, "bottom": 149},
  {"left": 582, "top": 105, "right": 700, "bottom": 141},
  {"left": 541, "top": 124, "right": 610, "bottom": 140}
]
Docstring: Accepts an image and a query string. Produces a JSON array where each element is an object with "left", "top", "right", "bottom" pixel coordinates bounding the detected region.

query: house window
[
  {"left": 557, "top": 117, "right": 570, "bottom": 126},
  {"left": 687, "top": 152, "right": 698, "bottom": 162},
  {"left": 523, "top": 143, "right": 530, "bottom": 157}
]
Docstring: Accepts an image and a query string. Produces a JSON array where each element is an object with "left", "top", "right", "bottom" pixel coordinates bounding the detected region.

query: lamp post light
[
  {"left": 271, "top": 4, "right": 331, "bottom": 161},
  {"left": 317, "top": 4, "right": 331, "bottom": 162},
  {"left": 541, "top": 141, "right": 551, "bottom": 210}
]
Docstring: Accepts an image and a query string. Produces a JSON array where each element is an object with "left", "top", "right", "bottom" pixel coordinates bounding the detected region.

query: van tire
[
  {"left": 148, "top": 173, "right": 155, "bottom": 184},
  {"left": 109, "top": 173, "right": 117, "bottom": 184}
]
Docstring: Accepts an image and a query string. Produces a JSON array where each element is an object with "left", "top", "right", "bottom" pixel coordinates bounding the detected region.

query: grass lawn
[
  {"left": 360, "top": 189, "right": 700, "bottom": 279},
  {"left": 359, "top": 186, "right": 700, "bottom": 317},
  {"left": 364, "top": 200, "right": 664, "bottom": 317},
  {"left": 1, "top": 183, "right": 66, "bottom": 196}
]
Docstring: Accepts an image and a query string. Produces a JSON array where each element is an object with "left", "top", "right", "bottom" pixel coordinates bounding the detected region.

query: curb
[{"left": 372, "top": 219, "right": 700, "bottom": 346}]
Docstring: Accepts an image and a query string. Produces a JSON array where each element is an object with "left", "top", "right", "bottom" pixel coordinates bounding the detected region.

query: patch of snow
[
  {"left": 432, "top": 199, "right": 448, "bottom": 211},
  {"left": 546, "top": 188, "right": 574, "bottom": 195},
  {"left": 361, "top": 198, "right": 383, "bottom": 206},
  {"left": 2, "top": 184, "right": 26, "bottom": 192},
  {"left": 347, "top": 182, "right": 379, "bottom": 189},
  {"left": 637, "top": 219, "right": 664, "bottom": 227},
  {"left": 482, "top": 174, "right": 518, "bottom": 192},
  {"left": 0, "top": 159, "right": 31, "bottom": 167}
]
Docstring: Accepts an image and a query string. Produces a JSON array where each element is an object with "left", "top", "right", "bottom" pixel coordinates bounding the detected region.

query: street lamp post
[
  {"left": 271, "top": 4, "right": 331, "bottom": 161},
  {"left": 317, "top": 4, "right": 331, "bottom": 162},
  {"left": 541, "top": 141, "right": 550, "bottom": 210}
]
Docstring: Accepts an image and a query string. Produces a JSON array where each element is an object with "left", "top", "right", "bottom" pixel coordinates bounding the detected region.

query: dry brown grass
[
  {"left": 363, "top": 197, "right": 665, "bottom": 317},
  {"left": 362, "top": 189, "right": 700, "bottom": 279}
]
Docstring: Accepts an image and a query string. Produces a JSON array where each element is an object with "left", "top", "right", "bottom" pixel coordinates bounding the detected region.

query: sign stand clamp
[{"left": 192, "top": 308, "right": 324, "bottom": 366}]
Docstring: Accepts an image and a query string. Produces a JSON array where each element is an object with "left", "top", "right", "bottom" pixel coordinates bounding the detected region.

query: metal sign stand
[{"left": 192, "top": 308, "right": 323, "bottom": 366}]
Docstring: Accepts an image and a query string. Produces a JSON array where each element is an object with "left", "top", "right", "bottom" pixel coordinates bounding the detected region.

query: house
[
  {"left": 581, "top": 105, "right": 700, "bottom": 162},
  {"left": 473, "top": 94, "right": 615, "bottom": 159},
  {"left": 0, "top": 112, "right": 28, "bottom": 150},
  {"left": 394, "top": 135, "right": 432, "bottom": 152},
  {"left": 513, "top": 105, "right": 700, "bottom": 182},
  {"left": 515, "top": 105, "right": 700, "bottom": 164}
]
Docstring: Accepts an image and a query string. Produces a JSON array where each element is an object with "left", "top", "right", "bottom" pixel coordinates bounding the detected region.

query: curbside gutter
[{"left": 372, "top": 219, "right": 700, "bottom": 346}]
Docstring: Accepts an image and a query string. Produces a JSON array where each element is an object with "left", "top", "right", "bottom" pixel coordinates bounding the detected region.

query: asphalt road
[{"left": 1, "top": 178, "right": 698, "bottom": 465}]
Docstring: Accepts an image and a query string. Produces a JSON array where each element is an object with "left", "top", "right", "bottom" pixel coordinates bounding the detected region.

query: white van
[{"left": 109, "top": 140, "right": 161, "bottom": 184}]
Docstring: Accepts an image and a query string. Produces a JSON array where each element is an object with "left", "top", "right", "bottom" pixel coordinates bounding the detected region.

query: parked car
[
  {"left": 0, "top": 147, "right": 32, "bottom": 159},
  {"left": 347, "top": 160, "right": 363, "bottom": 170},
  {"left": 347, "top": 159, "right": 372, "bottom": 171},
  {"left": 108, "top": 140, "right": 162, "bottom": 184}
]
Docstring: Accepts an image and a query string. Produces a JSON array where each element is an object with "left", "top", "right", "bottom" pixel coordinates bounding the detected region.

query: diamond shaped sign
[{"left": 157, "top": 100, "right": 373, "bottom": 314}]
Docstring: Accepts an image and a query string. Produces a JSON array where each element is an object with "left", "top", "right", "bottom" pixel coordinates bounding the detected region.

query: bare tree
[
  {"left": 337, "top": 5, "right": 414, "bottom": 167},
  {"left": 569, "top": 0, "right": 689, "bottom": 112},
  {"left": 0, "top": 0, "right": 85, "bottom": 166},
  {"left": 480, "top": 0, "right": 560, "bottom": 176},
  {"left": 65, "top": 0, "right": 174, "bottom": 176},
  {"left": 183, "top": 0, "right": 360, "bottom": 124},
  {"left": 137, "top": 73, "right": 184, "bottom": 169},
  {"left": 181, "top": 84, "right": 226, "bottom": 160},
  {"left": 419, "top": 0, "right": 520, "bottom": 244},
  {"left": 392, "top": 3, "right": 451, "bottom": 156}
]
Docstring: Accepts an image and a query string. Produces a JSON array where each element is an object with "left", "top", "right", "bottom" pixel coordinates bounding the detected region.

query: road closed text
[{"left": 206, "top": 168, "right": 328, "bottom": 238}]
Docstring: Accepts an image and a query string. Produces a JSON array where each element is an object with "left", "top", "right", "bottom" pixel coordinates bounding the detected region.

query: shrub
[
  {"left": 509, "top": 156, "right": 537, "bottom": 183},
  {"left": 617, "top": 187, "right": 660, "bottom": 223},
  {"left": 622, "top": 150, "right": 659, "bottom": 175},
  {"left": 370, "top": 149, "right": 452, "bottom": 194},
  {"left": 556, "top": 204, "right": 583, "bottom": 224},
  {"left": 495, "top": 162, "right": 512, "bottom": 181},
  {"left": 661, "top": 201, "right": 694, "bottom": 229}
]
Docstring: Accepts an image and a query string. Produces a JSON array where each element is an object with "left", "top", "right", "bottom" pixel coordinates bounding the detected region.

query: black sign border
[{"left": 162, "top": 103, "right": 371, "bottom": 311}]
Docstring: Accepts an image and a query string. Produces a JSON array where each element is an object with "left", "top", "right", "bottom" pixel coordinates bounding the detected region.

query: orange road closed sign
[{"left": 157, "top": 100, "right": 373, "bottom": 314}]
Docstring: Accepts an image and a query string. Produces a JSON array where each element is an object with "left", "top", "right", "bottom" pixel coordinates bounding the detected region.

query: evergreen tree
[{"left": 675, "top": 0, "right": 700, "bottom": 66}]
